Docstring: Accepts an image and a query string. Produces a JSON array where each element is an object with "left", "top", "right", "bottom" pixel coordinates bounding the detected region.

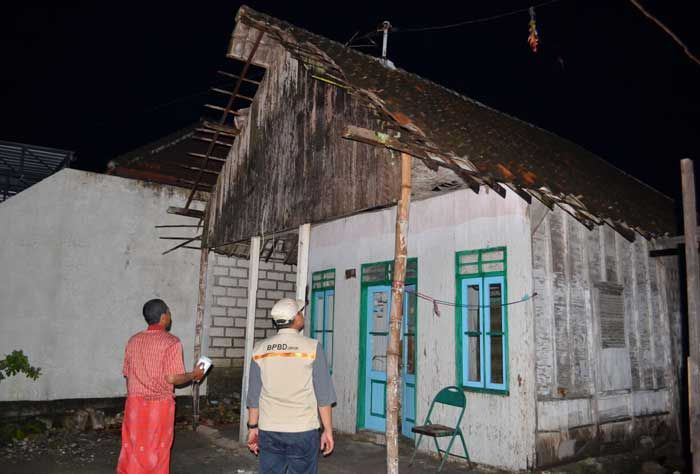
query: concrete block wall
[
  {"left": 0, "top": 170, "right": 204, "bottom": 401},
  {"left": 206, "top": 254, "right": 297, "bottom": 369}
]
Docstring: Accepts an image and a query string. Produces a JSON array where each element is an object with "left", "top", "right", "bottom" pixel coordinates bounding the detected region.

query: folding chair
[{"left": 410, "top": 386, "right": 471, "bottom": 472}]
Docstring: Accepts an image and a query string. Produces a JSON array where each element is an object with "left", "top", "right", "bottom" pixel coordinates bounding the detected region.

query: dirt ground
[
  {"left": 0, "top": 422, "right": 686, "bottom": 474},
  {"left": 0, "top": 427, "right": 254, "bottom": 474},
  {"left": 0, "top": 424, "right": 500, "bottom": 474}
]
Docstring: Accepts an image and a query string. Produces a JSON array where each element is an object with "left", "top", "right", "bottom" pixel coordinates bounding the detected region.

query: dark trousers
[{"left": 259, "top": 429, "right": 320, "bottom": 474}]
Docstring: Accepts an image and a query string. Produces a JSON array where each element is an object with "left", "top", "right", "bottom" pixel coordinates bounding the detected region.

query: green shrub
[{"left": 0, "top": 350, "right": 41, "bottom": 382}]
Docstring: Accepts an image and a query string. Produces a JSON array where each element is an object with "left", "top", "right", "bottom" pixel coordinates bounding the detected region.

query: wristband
[{"left": 247, "top": 422, "right": 258, "bottom": 429}]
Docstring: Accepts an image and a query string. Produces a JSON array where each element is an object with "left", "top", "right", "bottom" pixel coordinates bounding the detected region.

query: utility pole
[
  {"left": 239, "top": 236, "right": 261, "bottom": 444},
  {"left": 386, "top": 152, "right": 412, "bottom": 474},
  {"left": 681, "top": 159, "right": 700, "bottom": 474},
  {"left": 192, "top": 246, "right": 209, "bottom": 429}
]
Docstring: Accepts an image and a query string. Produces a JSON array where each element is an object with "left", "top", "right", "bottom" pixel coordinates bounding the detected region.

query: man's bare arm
[
  {"left": 319, "top": 405, "right": 334, "bottom": 455},
  {"left": 247, "top": 407, "right": 260, "bottom": 455},
  {"left": 165, "top": 364, "right": 204, "bottom": 385},
  {"left": 248, "top": 407, "right": 260, "bottom": 425},
  {"left": 319, "top": 405, "right": 332, "bottom": 433}
]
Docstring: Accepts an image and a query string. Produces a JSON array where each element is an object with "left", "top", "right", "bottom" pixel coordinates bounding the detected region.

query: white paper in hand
[{"left": 197, "top": 356, "right": 213, "bottom": 374}]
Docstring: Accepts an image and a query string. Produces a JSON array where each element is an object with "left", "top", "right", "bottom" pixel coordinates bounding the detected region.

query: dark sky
[{"left": 1, "top": 1, "right": 699, "bottom": 202}]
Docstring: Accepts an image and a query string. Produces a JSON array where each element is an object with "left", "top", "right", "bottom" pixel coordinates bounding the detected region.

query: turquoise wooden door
[{"left": 362, "top": 285, "right": 417, "bottom": 438}]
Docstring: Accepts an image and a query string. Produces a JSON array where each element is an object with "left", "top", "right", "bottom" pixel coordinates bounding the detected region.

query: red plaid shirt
[{"left": 122, "top": 327, "right": 186, "bottom": 400}]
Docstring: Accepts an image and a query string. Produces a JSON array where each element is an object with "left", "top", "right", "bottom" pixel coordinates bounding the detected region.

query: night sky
[{"left": 2, "top": 1, "right": 699, "bottom": 203}]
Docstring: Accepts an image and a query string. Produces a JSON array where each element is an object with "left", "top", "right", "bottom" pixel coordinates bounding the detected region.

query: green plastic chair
[{"left": 410, "top": 386, "right": 471, "bottom": 472}]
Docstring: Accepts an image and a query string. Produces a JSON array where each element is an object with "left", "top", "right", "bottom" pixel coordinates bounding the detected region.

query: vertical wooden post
[
  {"left": 192, "top": 246, "right": 209, "bottom": 430},
  {"left": 386, "top": 152, "right": 412, "bottom": 474},
  {"left": 681, "top": 159, "right": 700, "bottom": 474},
  {"left": 239, "top": 236, "right": 261, "bottom": 444},
  {"left": 297, "top": 223, "right": 311, "bottom": 333}
]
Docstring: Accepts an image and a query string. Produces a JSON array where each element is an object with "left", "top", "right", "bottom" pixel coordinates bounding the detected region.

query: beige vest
[{"left": 252, "top": 329, "right": 320, "bottom": 432}]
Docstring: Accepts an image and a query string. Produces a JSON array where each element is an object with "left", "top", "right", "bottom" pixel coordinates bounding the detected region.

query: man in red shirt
[{"left": 118, "top": 298, "right": 204, "bottom": 474}]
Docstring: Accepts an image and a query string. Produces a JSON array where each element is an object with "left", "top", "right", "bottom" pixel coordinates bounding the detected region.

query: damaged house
[
  {"left": 0, "top": 5, "right": 683, "bottom": 472},
  {"left": 192, "top": 6, "right": 683, "bottom": 471}
]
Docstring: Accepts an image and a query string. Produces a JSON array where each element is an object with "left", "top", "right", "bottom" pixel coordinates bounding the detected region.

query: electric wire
[
  {"left": 350, "top": 0, "right": 563, "bottom": 44},
  {"left": 393, "top": 0, "right": 562, "bottom": 33}
]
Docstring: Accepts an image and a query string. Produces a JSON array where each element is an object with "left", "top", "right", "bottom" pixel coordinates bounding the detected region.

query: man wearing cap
[{"left": 245, "top": 298, "right": 337, "bottom": 474}]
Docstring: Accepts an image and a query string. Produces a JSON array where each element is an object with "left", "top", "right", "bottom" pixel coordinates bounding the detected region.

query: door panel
[
  {"left": 364, "top": 286, "right": 390, "bottom": 432},
  {"left": 362, "top": 284, "right": 417, "bottom": 438}
]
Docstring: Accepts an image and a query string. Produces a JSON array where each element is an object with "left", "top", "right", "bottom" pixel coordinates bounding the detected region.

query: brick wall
[{"left": 206, "top": 254, "right": 297, "bottom": 369}]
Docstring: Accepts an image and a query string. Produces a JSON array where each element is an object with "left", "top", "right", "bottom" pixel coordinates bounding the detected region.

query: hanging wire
[
  {"left": 393, "top": 0, "right": 562, "bottom": 33},
  {"left": 349, "top": 0, "right": 563, "bottom": 46},
  {"left": 404, "top": 287, "right": 537, "bottom": 317}
]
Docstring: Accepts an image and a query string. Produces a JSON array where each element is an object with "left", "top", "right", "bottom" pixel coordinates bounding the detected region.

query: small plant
[{"left": 0, "top": 350, "right": 41, "bottom": 382}]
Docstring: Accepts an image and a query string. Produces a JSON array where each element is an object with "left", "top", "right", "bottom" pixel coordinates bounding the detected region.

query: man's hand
[
  {"left": 191, "top": 363, "right": 205, "bottom": 382},
  {"left": 320, "top": 429, "right": 334, "bottom": 456},
  {"left": 247, "top": 428, "right": 259, "bottom": 455},
  {"left": 165, "top": 364, "right": 206, "bottom": 386}
]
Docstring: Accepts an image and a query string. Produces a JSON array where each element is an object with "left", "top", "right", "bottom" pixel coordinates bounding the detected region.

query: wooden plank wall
[
  {"left": 532, "top": 207, "right": 681, "bottom": 467},
  {"left": 204, "top": 41, "right": 399, "bottom": 249}
]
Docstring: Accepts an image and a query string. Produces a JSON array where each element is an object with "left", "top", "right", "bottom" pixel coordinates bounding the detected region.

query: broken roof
[
  {"left": 106, "top": 122, "right": 230, "bottom": 192},
  {"left": 231, "top": 5, "right": 674, "bottom": 239}
]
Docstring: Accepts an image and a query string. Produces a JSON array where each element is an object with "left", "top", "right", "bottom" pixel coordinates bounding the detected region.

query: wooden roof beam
[
  {"left": 604, "top": 219, "right": 637, "bottom": 243},
  {"left": 505, "top": 183, "right": 533, "bottom": 204},
  {"left": 204, "top": 104, "right": 242, "bottom": 116},
  {"left": 342, "top": 125, "right": 483, "bottom": 194},
  {"left": 167, "top": 207, "right": 205, "bottom": 219},
  {"left": 187, "top": 152, "right": 227, "bottom": 163},
  {"left": 177, "top": 164, "right": 220, "bottom": 176},
  {"left": 162, "top": 234, "right": 202, "bottom": 255},
  {"left": 185, "top": 28, "right": 265, "bottom": 210},
  {"left": 653, "top": 230, "right": 700, "bottom": 249},
  {"left": 192, "top": 136, "right": 234, "bottom": 148},
  {"left": 217, "top": 70, "right": 261, "bottom": 86},
  {"left": 201, "top": 120, "right": 240, "bottom": 137},
  {"left": 211, "top": 87, "right": 256, "bottom": 102}
]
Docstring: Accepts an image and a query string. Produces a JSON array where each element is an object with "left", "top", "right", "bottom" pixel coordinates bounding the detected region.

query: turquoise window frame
[
  {"left": 455, "top": 247, "right": 509, "bottom": 395},
  {"left": 311, "top": 269, "right": 335, "bottom": 372}
]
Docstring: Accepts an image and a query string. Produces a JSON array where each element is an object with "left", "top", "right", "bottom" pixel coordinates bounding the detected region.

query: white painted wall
[
  {"left": 0, "top": 169, "right": 206, "bottom": 401},
  {"left": 308, "top": 188, "right": 536, "bottom": 471}
]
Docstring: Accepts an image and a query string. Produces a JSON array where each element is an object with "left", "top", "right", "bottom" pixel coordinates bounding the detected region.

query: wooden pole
[
  {"left": 386, "top": 153, "right": 412, "bottom": 474},
  {"left": 681, "top": 159, "right": 700, "bottom": 474},
  {"left": 192, "top": 246, "right": 209, "bottom": 430},
  {"left": 296, "top": 223, "right": 311, "bottom": 334},
  {"left": 239, "top": 236, "right": 261, "bottom": 444}
]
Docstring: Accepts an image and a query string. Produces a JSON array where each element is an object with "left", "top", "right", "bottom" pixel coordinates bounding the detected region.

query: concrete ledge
[{"left": 0, "top": 396, "right": 204, "bottom": 422}]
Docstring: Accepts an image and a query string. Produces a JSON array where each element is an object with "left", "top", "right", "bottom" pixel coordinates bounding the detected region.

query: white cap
[{"left": 270, "top": 298, "right": 305, "bottom": 324}]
